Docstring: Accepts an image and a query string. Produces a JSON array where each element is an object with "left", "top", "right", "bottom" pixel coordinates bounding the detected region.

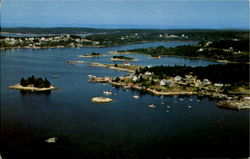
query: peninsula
[
  {"left": 115, "top": 39, "right": 249, "bottom": 63},
  {"left": 88, "top": 63, "right": 250, "bottom": 110}
]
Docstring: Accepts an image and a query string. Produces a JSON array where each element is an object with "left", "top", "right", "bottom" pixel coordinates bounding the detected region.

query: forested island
[
  {"left": 111, "top": 55, "right": 137, "bottom": 61},
  {"left": 117, "top": 39, "right": 249, "bottom": 63},
  {"left": 9, "top": 76, "right": 56, "bottom": 92},
  {"left": 77, "top": 52, "right": 105, "bottom": 58}
]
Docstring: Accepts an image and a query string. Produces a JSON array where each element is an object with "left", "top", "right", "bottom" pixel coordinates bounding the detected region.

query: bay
[{"left": 1, "top": 41, "right": 248, "bottom": 159}]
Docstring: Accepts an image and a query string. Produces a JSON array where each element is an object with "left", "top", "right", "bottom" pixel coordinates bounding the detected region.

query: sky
[{"left": 1, "top": 0, "right": 249, "bottom": 29}]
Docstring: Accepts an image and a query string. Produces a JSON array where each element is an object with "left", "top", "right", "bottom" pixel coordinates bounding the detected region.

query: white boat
[
  {"left": 45, "top": 137, "right": 57, "bottom": 143},
  {"left": 133, "top": 95, "right": 140, "bottom": 99},
  {"left": 103, "top": 91, "right": 112, "bottom": 95},
  {"left": 148, "top": 104, "right": 156, "bottom": 108},
  {"left": 166, "top": 105, "right": 171, "bottom": 109},
  {"left": 188, "top": 105, "right": 192, "bottom": 109},
  {"left": 52, "top": 75, "right": 60, "bottom": 78},
  {"left": 179, "top": 98, "right": 184, "bottom": 101},
  {"left": 87, "top": 75, "right": 96, "bottom": 79},
  {"left": 189, "top": 99, "right": 193, "bottom": 101}
]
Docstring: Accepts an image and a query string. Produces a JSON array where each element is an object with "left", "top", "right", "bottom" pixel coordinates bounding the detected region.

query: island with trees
[
  {"left": 9, "top": 76, "right": 57, "bottom": 92},
  {"left": 77, "top": 52, "right": 105, "bottom": 58},
  {"left": 89, "top": 63, "right": 250, "bottom": 110},
  {"left": 110, "top": 55, "right": 138, "bottom": 61}
]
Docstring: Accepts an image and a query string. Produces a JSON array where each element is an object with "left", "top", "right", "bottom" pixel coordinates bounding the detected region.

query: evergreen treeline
[
  {"left": 137, "top": 64, "right": 249, "bottom": 85},
  {"left": 91, "top": 52, "right": 100, "bottom": 55},
  {"left": 209, "top": 40, "right": 249, "bottom": 51},
  {"left": 20, "top": 76, "right": 51, "bottom": 88}
]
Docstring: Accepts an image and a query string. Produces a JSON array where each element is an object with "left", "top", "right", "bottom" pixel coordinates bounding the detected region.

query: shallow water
[{"left": 1, "top": 41, "right": 249, "bottom": 159}]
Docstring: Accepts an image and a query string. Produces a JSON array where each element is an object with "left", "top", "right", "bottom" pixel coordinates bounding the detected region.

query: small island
[
  {"left": 65, "top": 61, "right": 85, "bottom": 65},
  {"left": 78, "top": 52, "right": 105, "bottom": 58},
  {"left": 9, "top": 76, "right": 57, "bottom": 92},
  {"left": 110, "top": 55, "right": 138, "bottom": 61},
  {"left": 91, "top": 97, "right": 113, "bottom": 103}
]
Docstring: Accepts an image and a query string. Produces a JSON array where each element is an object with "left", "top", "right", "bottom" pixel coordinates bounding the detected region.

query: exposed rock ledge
[
  {"left": 217, "top": 99, "right": 250, "bottom": 110},
  {"left": 9, "top": 84, "right": 57, "bottom": 92},
  {"left": 92, "top": 97, "right": 113, "bottom": 103}
]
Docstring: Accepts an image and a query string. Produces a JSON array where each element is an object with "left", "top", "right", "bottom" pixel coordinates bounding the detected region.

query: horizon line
[{"left": 1, "top": 26, "right": 249, "bottom": 31}]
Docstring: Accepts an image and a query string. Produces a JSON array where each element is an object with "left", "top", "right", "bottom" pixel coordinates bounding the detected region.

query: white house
[
  {"left": 133, "top": 76, "right": 138, "bottom": 82},
  {"left": 103, "top": 76, "right": 112, "bottom": 81},
  {"left": 214, "top": 83, "right": 223, "bottom": 87},
  {"left": 144, "top": 71, "right": 152, "bottom": 75},
  {"left": 198, "top": 48, "right": 204, "bottom": 52},
  {"left": 203, "top": 79, "right": 210, "bottom": 85},
  {"left": 160, "top": 79, "right": 171, "bottom": 86},
  {"left": 174, "top": 76, "right": 182, "bottom": 81},
  {"left": 124, "top": 61, "right": 131, "bottom": 66}
]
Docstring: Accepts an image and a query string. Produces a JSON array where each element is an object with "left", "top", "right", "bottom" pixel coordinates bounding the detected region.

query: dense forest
[
  {"left": 120, "top": 39, "right": 249, "bottom": 62},
  {"left": 20, "top": 76, "right": 51, "bottom": 88},
  {"left": 137, "top": 63, "right": 249, "bottom": 85}
]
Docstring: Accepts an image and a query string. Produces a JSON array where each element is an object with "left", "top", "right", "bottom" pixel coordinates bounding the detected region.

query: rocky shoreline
[
  {"left": 9, "top": 83, "right": 57, "bottom": 92},
  {"left": 217, "top": 99, "right": 250, "bottom": 110}
]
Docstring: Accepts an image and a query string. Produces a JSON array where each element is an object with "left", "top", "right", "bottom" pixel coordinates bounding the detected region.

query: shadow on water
[{"left": 20, "top": 90, "right": 51, "bottom": 95}]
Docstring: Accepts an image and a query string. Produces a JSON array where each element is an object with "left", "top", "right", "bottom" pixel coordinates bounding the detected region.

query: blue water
[{"left": 1, "top": 42, "right": 249, "bottom": 159}]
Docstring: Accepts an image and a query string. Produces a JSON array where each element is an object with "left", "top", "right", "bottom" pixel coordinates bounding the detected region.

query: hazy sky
[{"left": 1, "top": 0, "right": 249, "bottom": 29}]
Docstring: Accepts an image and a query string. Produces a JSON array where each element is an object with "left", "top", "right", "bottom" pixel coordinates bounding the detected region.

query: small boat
[
  {"left": 123, "top": 86, "right": 130, "bottom": 89},
  {"left": 188, "top": 105, "right": 192, "bottom": 109},
  {"left": 87, "top": 75, "right": 97, "bottom": 80},
  {"left": 189, "top": 99, "right": 193, "bottom": 101},
  {"left": 179, "top": 98, "right": 184, "bottom": 101},
  {"left": 103, "top": 91, "right": 112, "bottom": 95},
  {"left": 166, "top": 110, "right": 169, "bottom": 113},
  {"left": 148, "top": 104, "right": 156, "bottom": 108},
  {"left": 133, "top": 95, "right": 140, "bottom": 99},
  {"left": 166, "top": 105, "right": 171, "bottom": 109},
  {"left": 196, "top": 99, "right": 200, "bottom": 102},
  {"left": 161, "top": 102, "right": 165, "bottom": 104},
  {"left": 52, "top": 75, "right": 60, "bottom": 78},
  {"left": 45, "top": 137, "right": 57, "bottom": 143}
]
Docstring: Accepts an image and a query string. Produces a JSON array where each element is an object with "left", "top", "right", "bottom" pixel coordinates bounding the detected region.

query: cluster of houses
[
  {"left": 1, "top": 35, "right": 98, "bottom": 48},
  {"left": 126, "top": 71, "right": 224, "bottom": 89},
  {"left": 159, "top": 33, "right": 188, "bottom": 39}
]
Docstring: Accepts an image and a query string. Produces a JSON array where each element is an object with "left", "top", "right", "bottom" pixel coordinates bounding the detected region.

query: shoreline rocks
[
  {"left": 217, "top": 99, "right": 250, "bottom": 110},
  {"left": 9, "top": 83, "right": 57, "bottom": 92}
]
